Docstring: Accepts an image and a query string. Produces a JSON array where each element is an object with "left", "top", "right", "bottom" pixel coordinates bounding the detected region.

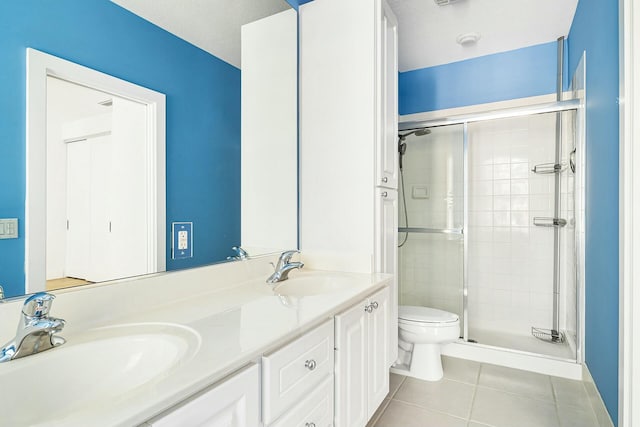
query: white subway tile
[
  {"left": 493, "top": 164, "right": 511, "bottom": 180},
  {"left": 511, "top": 212, "right": 530, "bottom": 227},
  {"left": 510, "top": 162, "right": 530, "bottom": 179},
  {"left": 493, "top": 211, "right": 511, "bottom": 227},
  {"left": 510, "top": 195, "right": 529, "bottom": 211},
  {"left": 493, "top": 180, "right": 511, "bottom": 196},
  {"left": 493, "top": 195, "right": 511, "bottom": 211},
  {"left": 511, "top": 179, "right": 529, "bottom": 195}
]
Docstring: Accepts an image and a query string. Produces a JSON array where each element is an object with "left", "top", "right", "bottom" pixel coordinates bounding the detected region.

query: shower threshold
[{"left": 467, "top": 327, "right": 574, "bottom": 360}]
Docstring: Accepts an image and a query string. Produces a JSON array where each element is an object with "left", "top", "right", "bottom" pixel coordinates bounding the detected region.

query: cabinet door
[
  {"left": 262, "top": 320, "right": 334, "bottom": 424},
  {"left": 334, "top": 300, "right": 369, "bottom": 427},
  {"left": 367, "top": 287, "right": 390, "bottom": 418},
  {"left": 147, "top": 364, "right": 261, "bottom": 427},
  {"left": 374, "top": 188, "right": 398, "bottom": 365},
  {"left": 269, "top": 375, "right": 333, "bottom": 427},
  {"left": 375, "top": 0, "right": 399, "bottom": 189}
]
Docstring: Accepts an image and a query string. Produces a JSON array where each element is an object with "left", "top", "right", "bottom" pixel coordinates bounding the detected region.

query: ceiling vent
[{"left": 434, "top": 0, "right": 461, "bottom": 5}]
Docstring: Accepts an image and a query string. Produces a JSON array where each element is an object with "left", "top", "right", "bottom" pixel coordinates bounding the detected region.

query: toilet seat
[{"left": 398, "top": 306, "right": 459, "bottom": 325}]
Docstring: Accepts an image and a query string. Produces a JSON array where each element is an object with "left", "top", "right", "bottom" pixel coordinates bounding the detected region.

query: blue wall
[
  {"left": 0, "top": 0, "right": 241, "bottom": 297},
  {"left": 568, "top": 0, "right": 620, "bottom": 424},
  {"left": 399, "top": 41, "right": 562, "bottom": 114}
]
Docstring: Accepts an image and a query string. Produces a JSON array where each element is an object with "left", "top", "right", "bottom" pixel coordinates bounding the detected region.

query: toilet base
[{"left": 409, "top": 343, "right": 444, "bottom": 381}]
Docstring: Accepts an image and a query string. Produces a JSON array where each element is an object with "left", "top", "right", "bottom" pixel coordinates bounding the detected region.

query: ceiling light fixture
[{"left": 456, "top": 32, "right": 480, "bottom": 46}]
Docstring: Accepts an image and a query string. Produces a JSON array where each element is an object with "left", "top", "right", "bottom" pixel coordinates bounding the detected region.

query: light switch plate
[
  {"left": 0, "top": 218, "right": 18, "bottom": 239},
  {"left": 172, "top": 222, "right": 193, "bottom": 259}
]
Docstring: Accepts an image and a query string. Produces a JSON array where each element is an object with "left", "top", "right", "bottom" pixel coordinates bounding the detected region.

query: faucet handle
[
  {"left": 279, "top": 250, "right": 300, "bottom": 263},
  {"left": 22, "top": 292, "right": 56, "bottom": 318}
]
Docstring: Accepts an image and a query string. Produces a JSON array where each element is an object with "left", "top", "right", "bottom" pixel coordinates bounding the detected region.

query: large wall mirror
[{"left": 0, "top": 0, "right": 298, "bottom": 299}]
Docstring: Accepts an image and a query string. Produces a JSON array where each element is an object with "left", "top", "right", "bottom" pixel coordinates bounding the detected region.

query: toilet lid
[{"left": 398, "top": 306, "right": 459, "bottom": 324}]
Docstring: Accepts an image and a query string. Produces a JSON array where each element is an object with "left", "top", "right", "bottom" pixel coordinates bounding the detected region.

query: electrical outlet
[
  {"left": 0, "top": 218, "right": 18, "bottom": 239},
  {"left": 172, "top": 222, "right": 193, "bottom": 259}
]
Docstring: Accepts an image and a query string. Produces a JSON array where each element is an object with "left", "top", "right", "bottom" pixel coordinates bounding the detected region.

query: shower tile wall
[
  {"left": 467, "top": 114, "right": 557, "bottom": 337},
  {"left": 398, "top": 125, "right": 464, "bottom": 319}
]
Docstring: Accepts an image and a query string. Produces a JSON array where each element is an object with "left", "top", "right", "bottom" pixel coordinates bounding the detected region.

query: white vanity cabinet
[
  {"left": 334, "top": 286, "right": 390, "bottom": 427},
  {"left": 262, "top": 319, "right": 335, "bottom": 426},
  {"left": 144, "top": 363, "right": 261, "bottom": 427}
]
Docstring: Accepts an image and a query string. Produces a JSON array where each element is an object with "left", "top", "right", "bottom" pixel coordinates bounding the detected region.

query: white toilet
[{"left": 397, "top": 305, "right": 460, "bottom": 381}]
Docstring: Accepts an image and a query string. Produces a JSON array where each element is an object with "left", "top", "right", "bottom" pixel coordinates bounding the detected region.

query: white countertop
[{"left": 0, "top": 258, "right": 391, "bottom": 427}]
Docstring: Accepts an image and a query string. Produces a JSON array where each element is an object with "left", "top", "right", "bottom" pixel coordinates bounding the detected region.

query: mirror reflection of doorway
[{"left": 46, "top": 77, "right": 150, "bottom": 291}]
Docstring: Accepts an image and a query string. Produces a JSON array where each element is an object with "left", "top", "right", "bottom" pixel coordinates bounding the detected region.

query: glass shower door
[
  {"left": 465, "top": 111, "right": 577, "bottom": 360},
  {"left": 397, "top": 124, "right": 465, "bottom": 325}
]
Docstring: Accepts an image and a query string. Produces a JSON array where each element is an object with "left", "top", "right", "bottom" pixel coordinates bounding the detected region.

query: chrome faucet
[
  {"left": 0, "top": 292, "right": 66, "bottom": 362},
  {"left": 227, "top": 246, "right": 249, "bottom": 261},
  {"left": 267, "top": 250, "right": 304, "bottom": 283}
]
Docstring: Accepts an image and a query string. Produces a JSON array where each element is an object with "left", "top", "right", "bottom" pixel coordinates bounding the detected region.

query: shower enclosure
[{"left": 398, "top": 99, "right": 584, "bottom": 362}]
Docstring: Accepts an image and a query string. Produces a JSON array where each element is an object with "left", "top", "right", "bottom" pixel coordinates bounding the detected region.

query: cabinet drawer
[
  {"left": 269, "top": 375, "right": 334, "bottom": 427},
  {"left": 145, "top": 363, "right": 260, "bottom": 427},
  {"left": 262, "top": 319, "right": 334, "bottom": 424}
]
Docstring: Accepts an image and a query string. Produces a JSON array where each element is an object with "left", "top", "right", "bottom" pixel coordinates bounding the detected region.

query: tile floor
[{"left": 367, "top": 357, "right": 600, "bottom": 427}]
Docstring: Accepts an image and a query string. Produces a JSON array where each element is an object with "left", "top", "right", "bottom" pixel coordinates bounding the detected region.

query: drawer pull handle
[
  {"left": 381, "top": 191, "right": 388, "bottom": 198},
  {"left": 306, "top": 423, "right": 316, "bottom": 427},
  {"left": 382, "top": 177, "right": 388, "bottom": 183},
  {"left": 371, "top": 301, "right": 379, "bottom": 310},
  {"left": 365, "top": 304, "right": 374, "bottom": 313},
  {"left": 305, "top": 359, "right": 317, "bottom": 371}
]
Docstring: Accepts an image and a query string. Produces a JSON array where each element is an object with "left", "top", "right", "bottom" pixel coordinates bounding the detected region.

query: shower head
[{"left": 398, "top": 128, "right": 431, "bottom": 141}]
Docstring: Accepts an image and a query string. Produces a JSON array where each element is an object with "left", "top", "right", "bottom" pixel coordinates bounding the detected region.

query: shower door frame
[{"left": 399, "top": 98, "right": 585, "bottom": 363}]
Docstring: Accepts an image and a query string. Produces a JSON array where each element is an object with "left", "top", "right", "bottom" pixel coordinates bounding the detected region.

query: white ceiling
[
  {"left": 111, "top": 0, "right": 578, "bottom": 73},
  {"left": 110, "top": 0, "right": 291, "bottom": 69},
  {"left": 388, "top": 0, "right": 579, "bottom": 72}
]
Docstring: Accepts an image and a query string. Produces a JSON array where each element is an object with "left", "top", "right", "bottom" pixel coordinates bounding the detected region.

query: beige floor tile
[
  {"left": 551, "top": 376, "right": 592, "bottom": 409},
  {"left": 468, "top": 423, "right": 495, "bottom": 427},
  {"left": 388, "top": 373, "right": 407, "bottom": 398},
  {"left": 374, "top": 400, "right": 467, "bottom": 427},
  {"left": 557, "top": 404, "right": 599, "bottom": 427},
  {"left": 367, "top": 398, "right": 391, "bottom": 427},
  {"left": 442, "top": 356, "right": 481, "bottom": 384},
  {"left": 471, "top": 387, "right": 560, "bottom": 427},
  {"left": 393, "top": 377, "right": 475, "bottom": 419},
  {"left": 478, "top": 363, "right": 554, "bottom": 401}
]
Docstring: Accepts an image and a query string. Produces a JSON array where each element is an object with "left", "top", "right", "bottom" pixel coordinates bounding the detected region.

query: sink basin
[
  {"left": 0, "top": 322, "right": 201, "bottom": 426},
  {"left": 272, "top": 273, "right": 353, "bottom": 297}
]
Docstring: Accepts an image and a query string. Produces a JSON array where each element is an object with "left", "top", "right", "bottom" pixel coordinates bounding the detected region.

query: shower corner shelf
[
  {"left": 531, "top": 327, "right": 565, "bottom": 344},
  {"left": 531, "top": 162, "right": 566, "bottom": 175},
  {"left": 533, "top": 217, "right": 567, "bottom": 228}
]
